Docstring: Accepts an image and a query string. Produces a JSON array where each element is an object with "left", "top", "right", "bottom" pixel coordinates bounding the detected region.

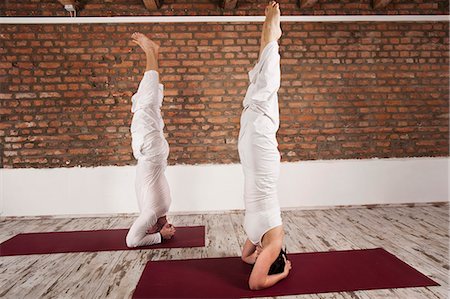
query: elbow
[
  {"left": 248, "top": 283, "right": 263, "bottom": 291},
  {"left": 126, "top": 241, "right": 137, "bottom": 248},
  {"left": 248, "top": 279, "right": 265, "bottom": 291},
  {"left": 126, "top": 237, "right": 138, "bottom": 248}
]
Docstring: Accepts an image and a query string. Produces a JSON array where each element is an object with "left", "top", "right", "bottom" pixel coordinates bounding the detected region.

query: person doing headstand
[
  {"left": 238, "top": 1, "right": 292, "bottom": 290},
  {"left": 126, "top": 32, "right": 176, "bottom": 247}
]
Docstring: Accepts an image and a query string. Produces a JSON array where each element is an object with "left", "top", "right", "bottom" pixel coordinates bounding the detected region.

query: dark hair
[{"left": 268, "top": 248, "right": 287, "bottom": 275}]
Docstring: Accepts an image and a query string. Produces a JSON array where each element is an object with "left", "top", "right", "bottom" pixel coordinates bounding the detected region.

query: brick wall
[{"left": 0, "top": 2, "right": 449, "bottom": 168}]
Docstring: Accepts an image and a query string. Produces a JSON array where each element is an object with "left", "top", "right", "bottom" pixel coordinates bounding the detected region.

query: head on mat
[
  {"left": 251, "top": 247, "right": 289, "bottom": 275},
  {"left": 238, "top": 1, "right": 292, "bottom": 291},
  {"left": 268, "top": 248, "right": 288, "bottom": 275}
]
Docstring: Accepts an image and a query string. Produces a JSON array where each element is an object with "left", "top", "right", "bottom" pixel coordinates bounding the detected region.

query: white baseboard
[{"left": 1, "top": 157, "right": 448, "bottom": 217}]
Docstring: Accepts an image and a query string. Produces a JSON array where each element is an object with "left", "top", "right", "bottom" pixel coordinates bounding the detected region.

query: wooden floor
[{"left": 0, "top": 204, "right": 448, "bottom": 299}]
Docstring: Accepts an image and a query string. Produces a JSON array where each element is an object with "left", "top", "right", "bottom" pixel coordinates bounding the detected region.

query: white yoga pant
[
  {"left": 126, "top": 70, "right": 171, "bottom": 248},
  {"left": 238, "top": 41, "right": 283, "bottom": 246}
]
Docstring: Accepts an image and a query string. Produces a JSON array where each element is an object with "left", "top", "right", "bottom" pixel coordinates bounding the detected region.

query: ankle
[{"left": 146, "top": 50, "right": 158, "bottom": 58}]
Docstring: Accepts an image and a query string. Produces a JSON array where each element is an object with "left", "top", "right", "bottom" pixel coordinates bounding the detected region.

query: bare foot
[
  {"left": 131, "top": 32, "right": 159, "bottom": 55},
  {"left": 263, "top": 1, "right": 282, "bottom": 44}
]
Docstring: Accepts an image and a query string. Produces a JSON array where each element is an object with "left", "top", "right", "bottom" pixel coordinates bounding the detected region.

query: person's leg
[
  {"left": 247, "top": 2, "right": 282, "bottom": 104},
  {"left": 260, "top": 1, "right": 282, "bottom": 58},
  {"left": 252, "top": 2, "right": 283, "bottom": 242},
  {"left": 132, "top": 32, "right": 159, "bottom": 72},
  {"left": 240, "top": 1, "right": 282, "bottom": 199}
]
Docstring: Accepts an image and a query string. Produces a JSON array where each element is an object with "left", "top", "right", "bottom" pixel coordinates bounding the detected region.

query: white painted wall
[{"left": 0, "top": 157, "right": 448, "bottom": 217}]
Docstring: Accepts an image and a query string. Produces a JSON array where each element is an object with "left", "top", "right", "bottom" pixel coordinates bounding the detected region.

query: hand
[
  {"left": 160, "top": 223, "right": 176, "bottom": 240},
  {"left": 283, "top": 259, "right": 292, "bottom": 276}
]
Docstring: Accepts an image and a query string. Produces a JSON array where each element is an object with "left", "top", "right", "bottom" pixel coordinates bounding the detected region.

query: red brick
[
  {"left": 39, "top": 62, "right": 60, "bottom": 68},
  {"left": 0, "top": 17, "right": 446, "bottom": 168},
  {"left": 170, "top": 33, "right": 193, "bottom": 39}
]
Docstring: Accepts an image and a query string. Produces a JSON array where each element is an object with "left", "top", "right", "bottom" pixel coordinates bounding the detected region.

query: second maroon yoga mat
[
  {"left": 132, "top": 248, "right": 439, "bottom": 298},
  {"left": 0, "top": 226, "right": 205, "bottom": 256}
]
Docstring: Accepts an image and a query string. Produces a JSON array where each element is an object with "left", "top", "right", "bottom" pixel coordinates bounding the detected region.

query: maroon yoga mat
[
  {"left": 132, "top": 248, "right": 439, "bottom": 298},
  {"left": 0, "top": 226, "right": 205, "bottom": 256}
]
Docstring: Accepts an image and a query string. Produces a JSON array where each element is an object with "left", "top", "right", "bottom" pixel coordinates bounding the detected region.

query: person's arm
[
  {"left": 139, "top": 232, "right": 162, "bottom": 246},
  {"left": 139, "top": 223, "right": 175, "bottom": 246},
  {"left": 248, "top": 245, "right": 291, "bottom": 290},
  {"left": 250, "top": 261, "right": 290, "bottom": 290},
  {"left": 241, "top": 239, "right": 258, "bottom": 264},
  {"left": 126, "top": 231, "right": 161, "bottom": 248}
]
